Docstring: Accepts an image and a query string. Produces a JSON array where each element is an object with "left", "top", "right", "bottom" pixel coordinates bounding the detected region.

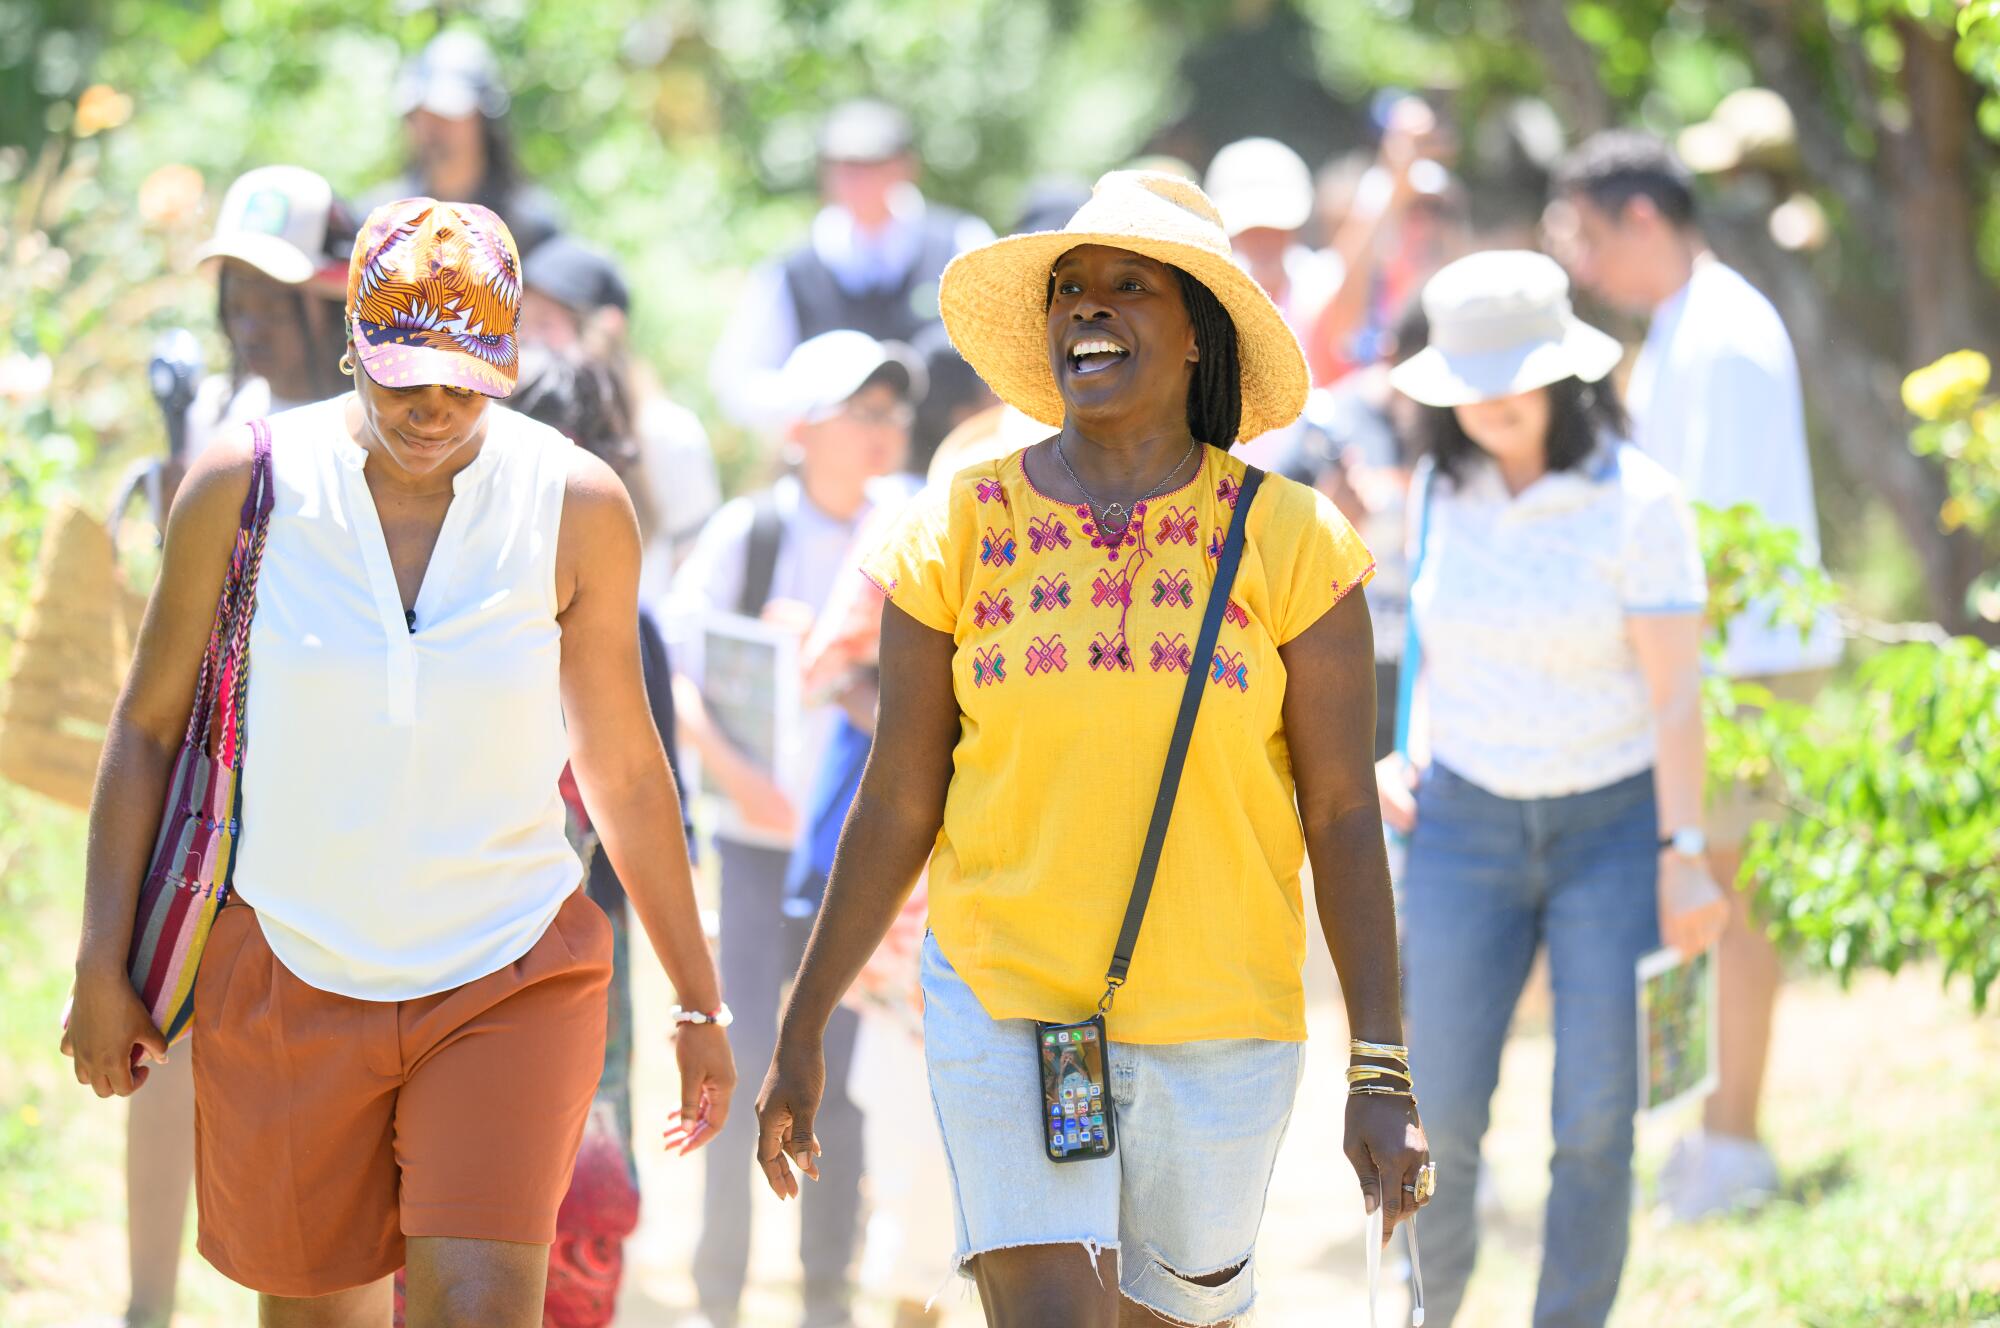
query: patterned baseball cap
[{"left": 346, "top": 197, "right": 521, "bottom": 397}]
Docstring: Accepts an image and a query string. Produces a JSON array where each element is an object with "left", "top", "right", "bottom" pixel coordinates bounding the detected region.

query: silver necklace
[{"left": 1053, "top": 436, "right": 1199, "bottom": 534}]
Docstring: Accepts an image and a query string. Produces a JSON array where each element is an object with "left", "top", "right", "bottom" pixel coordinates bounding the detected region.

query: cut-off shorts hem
[{"left": 1122, "top": 1244, "right": 1259, "bottom": 1326}]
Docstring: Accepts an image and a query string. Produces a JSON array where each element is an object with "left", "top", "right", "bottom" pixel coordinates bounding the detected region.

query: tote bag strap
[
  {"left": 181, "top": 420, "right": 275, "bottom": 758},
  {"left": 1101, "top": 464, "right": 1266, "bottom": 1007},
  {"left": 1392, "top": 460, "right": 1435, "bottom": 760}
]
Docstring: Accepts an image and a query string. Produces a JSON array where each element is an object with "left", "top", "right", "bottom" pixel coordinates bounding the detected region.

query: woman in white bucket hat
[
  {"left": 755, "top": 170, "right": 1427, "bottom": 1327},
  {"left": 1383, "top": 249, "right": 1728, "bottom": 1327}
]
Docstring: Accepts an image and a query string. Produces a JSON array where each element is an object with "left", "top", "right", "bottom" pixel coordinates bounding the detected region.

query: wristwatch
[
  {"left": 1658, "top": 827, "right": 1708, "bottom": 858},
  {"left": 670, "top": 1004, "right": 734, "bottom": 1028}
]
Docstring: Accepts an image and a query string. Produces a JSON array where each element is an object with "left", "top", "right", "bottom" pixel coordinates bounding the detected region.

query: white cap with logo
[{"left": 192, "top": 165, "right": 339, "bottom": 287}]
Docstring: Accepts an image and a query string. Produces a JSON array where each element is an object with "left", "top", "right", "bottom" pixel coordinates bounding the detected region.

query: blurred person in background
[
  {"left": 521, "top": 235, "right": 721, "bottom": 598},
  {"left": 1307, "top": 94, "right": 1468, "bottom": 387},
  {"left": 709, "top": 98, "right": 991, "bottom": 430},
  {"left": 1202, "top": 135, "right": 1344, "bottom": 479},
  {"left": 1382, "top": 251, "right": 1729, "bottom": 1327},
  {"left": 1549, "top": 129, "right": 1842, "bottom": 1223},
  {"left": 112, "top": 161, "right": 354, "bottom": 1328},
  {"left": 366, "top": 30, "right": 562, "bottom": 256},
  {"left": 670, "top": 329, "right": 920, "bottom": 1328},
  {"left": 511, "top": 346, "right": 691, "bottom": 1328}
]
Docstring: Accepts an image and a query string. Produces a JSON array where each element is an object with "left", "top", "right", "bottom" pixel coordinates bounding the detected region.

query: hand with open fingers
[
  {"left": 1657, "top": 853, "right": 1729, "bottom": 959},
  {"left": 754, "top": 1033, "right": 826, "bottom": 1200},
  {"left": 663, "top": 1022, "right": 735, "bottom": 1156},
  {"left": 61, "top": 970, "right": 167, "bottom": 1099},
  {"left": 1345, "top": 1092, "right": 1431, "bottom": 1245}
]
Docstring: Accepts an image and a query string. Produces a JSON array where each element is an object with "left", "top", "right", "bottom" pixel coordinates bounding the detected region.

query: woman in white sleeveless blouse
[{"left": 65, "top": 199, "right": 732, "bottom": 1328}]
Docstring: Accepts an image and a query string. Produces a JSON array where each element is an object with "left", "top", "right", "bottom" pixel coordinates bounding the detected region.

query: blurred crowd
[{"left": 104, "top": 26, "right": 1839, "bottom": 1328}]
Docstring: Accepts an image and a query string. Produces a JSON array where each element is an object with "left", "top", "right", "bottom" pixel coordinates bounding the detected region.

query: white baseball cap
[
  {"left": 1204, "top": 137, "right": 1315, "bottom": 237},
  {"left": 192, "top": 165, "right": 339, "bottom": 286},
  {"left": 781, "top": 330, "right": 926, "bottom": 422},
  {"left": 1389, "top": 251, "right": 1624, "bottom": 407}
]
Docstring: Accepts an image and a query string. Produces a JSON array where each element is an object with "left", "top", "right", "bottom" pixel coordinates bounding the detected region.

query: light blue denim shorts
[{"left": 920, "top": 934, "right": 1304, "bottom": 1326}]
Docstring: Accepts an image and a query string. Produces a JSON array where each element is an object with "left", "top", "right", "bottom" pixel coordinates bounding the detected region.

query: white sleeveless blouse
[{"left": 233, "top": 397, "right": 582, "bottom": 999}]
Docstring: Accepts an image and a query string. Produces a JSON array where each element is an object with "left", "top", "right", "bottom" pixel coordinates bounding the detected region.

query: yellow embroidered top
[{"left": 862, "top": 444, "right": 1375, "bottom": 1043}]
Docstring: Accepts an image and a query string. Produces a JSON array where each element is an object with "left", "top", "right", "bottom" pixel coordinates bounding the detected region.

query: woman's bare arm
[
  {"left": 1280, "top": 591, "right": 1428, "bottom": 1237},
  {"left": 754, "top": 599, "right": 959, "bottom": 1197},
  {"left": 65, "top": 429, "right": 255, "bottom": 1097},
  {"left": 556, "top": 449, "right": 732, "bottom": 1142}
]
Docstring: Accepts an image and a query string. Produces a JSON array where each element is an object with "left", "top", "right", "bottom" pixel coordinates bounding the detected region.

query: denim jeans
[
  {"left": 694, "top": 839, "right": 862, "bottom": 1327},
  {"left": 1402, "top": 763, "right": 1660, "bottom": 1328}
]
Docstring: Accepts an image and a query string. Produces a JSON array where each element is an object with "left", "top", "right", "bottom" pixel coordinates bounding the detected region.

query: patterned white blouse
[{"left": 1409, "top": 441, "right": 1707, "bottom": 800}]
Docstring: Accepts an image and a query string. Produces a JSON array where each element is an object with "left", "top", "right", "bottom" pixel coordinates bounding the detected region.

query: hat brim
[
  {"left": 1388, "top": 320, "right": 1624, "bottom": 408},
  {"left": 194, "top": 232, "right": 316, "bottom": 285},
  {"left": 938, "top": 230, "right": 1309, "bottom": 443},
  {"left": 351, "top": 314, "right": 517, "bottom": 398}
]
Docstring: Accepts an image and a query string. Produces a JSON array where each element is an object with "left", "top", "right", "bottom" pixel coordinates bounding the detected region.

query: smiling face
[
  {"left": 350, "top": 355, "right": 492, "bottom": 482},
  {"left": 1452, "top": 387, "right": 1553, "bottom": 472},
  {"left": 1045, "top": 244, "right": 1197, "bottom": 437}
]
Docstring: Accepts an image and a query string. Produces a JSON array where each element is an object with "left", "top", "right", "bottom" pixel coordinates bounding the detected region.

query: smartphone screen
[{"left": 1037, "top": 1017, "right": 1115, "bottom": 1163}]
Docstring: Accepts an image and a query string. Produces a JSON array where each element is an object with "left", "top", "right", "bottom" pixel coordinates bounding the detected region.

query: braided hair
[{"left": 1169, "top": 266, "right": 1241, "bottom": 448}]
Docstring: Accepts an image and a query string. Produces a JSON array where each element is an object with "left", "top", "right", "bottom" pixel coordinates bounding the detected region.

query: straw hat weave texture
[{"left": 939, "top": 171, "right": 1309, "bottom": 442}]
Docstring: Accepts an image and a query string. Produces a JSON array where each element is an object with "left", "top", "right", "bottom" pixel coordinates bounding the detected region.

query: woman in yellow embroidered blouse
[{"left": 755, "top": 171, "right": 1428, "bottom": 1328}]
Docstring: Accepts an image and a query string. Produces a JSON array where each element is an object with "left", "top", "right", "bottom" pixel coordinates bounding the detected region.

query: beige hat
[
  {"left": 1204, "top": 137, "right": 1315, "bottom": 236},
  {"left": 938, "top": 170, "right": 1309, "bottom": 442},
  {"left": 1389, "top": 250, "right": 1623, "bottom": 408},
  {"left": 193, "top": 165, "right": 341, "bottom": 286}
]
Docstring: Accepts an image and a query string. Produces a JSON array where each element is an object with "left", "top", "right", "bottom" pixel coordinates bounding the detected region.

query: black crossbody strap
[{"left": 1103, "top": 465, "right": 1265, "bottom": 1002}]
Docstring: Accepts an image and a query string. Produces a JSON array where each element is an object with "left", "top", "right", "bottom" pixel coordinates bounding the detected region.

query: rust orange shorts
[{"left": 191, "top": 889, "right": 612, "bottom": 1298}]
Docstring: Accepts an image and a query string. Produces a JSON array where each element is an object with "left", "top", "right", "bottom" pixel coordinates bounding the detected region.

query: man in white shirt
[
  {"left": 1549, "top": 129, "right": 1842, "bottom": 1222},
  {"left": 708, "top": 99, "right": 992, "bottom": 430},
  {"left": 667, "top": 330, "right": 921, "bottom": 1328}
]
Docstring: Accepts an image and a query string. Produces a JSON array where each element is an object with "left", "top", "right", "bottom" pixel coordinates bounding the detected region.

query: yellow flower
[
  {"left": 18, "top": 1103, "right": 40, "bottom": 1129},
  {"left": 138, "top": 163, "right": 205, "bottom": 230},
  {"left": 1902, "top": 350, "right": 1992, "bottom": 422},
  {"left": 1940, "top": 495, "right": 1974, "bottom": 531},
  {"left": 74, "top": 84, "right": 133, "bottom": 137}
]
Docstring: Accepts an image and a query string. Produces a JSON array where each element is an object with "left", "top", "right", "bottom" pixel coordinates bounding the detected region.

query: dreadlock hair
[{"left": 1170, "top": 265, "right": 1242, "bottom": 448}]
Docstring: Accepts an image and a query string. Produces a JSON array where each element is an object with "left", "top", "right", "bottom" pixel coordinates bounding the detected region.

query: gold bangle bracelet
[
  {"left": 1349, "top": 1039, "right": 1412, "bottom": 1062},
  {"left": 1347, "top": 1065, "right": 1414, "bottom": 1085}
]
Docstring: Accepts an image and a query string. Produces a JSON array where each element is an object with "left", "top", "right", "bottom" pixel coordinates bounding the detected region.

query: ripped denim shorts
[{"left": 920, "top": 934, "right": 1304, "bottom": 1325}]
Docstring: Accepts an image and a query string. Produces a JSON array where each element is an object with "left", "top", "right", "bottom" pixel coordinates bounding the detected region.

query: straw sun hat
[
  {"left": 938, "top": 170, "right": 1310, "bottom": 442},
  {"left": 1389, "top": 250, "right": 1624, "bottom": 408}
]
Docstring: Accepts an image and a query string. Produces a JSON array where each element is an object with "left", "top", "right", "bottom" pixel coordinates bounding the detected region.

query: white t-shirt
[
  {"left": 183, "top": 374, "right": 309, "bottom": 459},
  {"left": 235, "top": 398, "right": 583, "bottom": 998},
  {"left": 632, "top": 392, "right": 722, "bottom": 604},
  {"left": 1410, "top": 443, "right": 1707, "bottom": 800},
  {"left": 1626, "top": 256, "right": 1841, "bottom": 677}
]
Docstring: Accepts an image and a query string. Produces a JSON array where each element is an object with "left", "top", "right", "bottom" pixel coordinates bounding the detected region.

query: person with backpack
[
  {"left": 708, "top": 99, "right": 991, "bottom": 431},
  {"left": 669, "top": 329, "right": 922, "bottom": 1328}
]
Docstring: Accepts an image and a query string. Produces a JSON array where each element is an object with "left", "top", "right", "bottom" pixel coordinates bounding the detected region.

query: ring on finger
[{"left": 1415, "top": 1160, "right": 1437, "bottom": 1202}]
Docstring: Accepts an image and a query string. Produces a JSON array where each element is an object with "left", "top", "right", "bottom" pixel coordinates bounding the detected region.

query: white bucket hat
[
  {"left": 1204, "top": 137, "right": 1315, "bottom": 236},
  {"left": 1389, "top": 250, "right": 1624, "bottom": 408}
]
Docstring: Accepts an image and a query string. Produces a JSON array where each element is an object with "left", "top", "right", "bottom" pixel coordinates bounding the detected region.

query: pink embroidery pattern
[
  {"left": 1079, "top": 502, "right": 1146, "bottom": 562},
  {"left": 1024, "top": 634, "right": 1067, "bottom": 675},
  {"left": 973, "top": 591, "right": 1015, "bottom": 629},
  {"left": 1224, "top": 599, "right": 1250, "bottom": 629},
  {"left": 1216, "top": 474, "right": 1242, "bottom": 508},
  {"left": 976, "top": 479, "right": 1008, "bottom": 506},
  {"left": 971, "top": 647, "right": 1006, "bottom": 687},
  {"left": 1089, "top": 632, "right": 1134, "bottom": 672},
  {"left": 979, "top": 528, "right": 1017, "bottom": 567},
  {"left": 1151, "top": 568, "right": 1194, "bottom": 609},
  {"left": 1091, "top": 568, "right": 1134, "bottom": 609},
  {"left": 1029, "top": 574, "right": 1072, "bottom": 613},
  {"left": 1206, "top": 530, "right": 1226, "bottom": 562},
  {"left": 1210, "top": 648, "right": 1249, "bottom": 691},
  {"left": 1027, "top": 514, "right": 1071, "bottom": 554},
  {"left": 1155, "top": 505, "right": 1199, "bottom": 545},
  {"left": 1149, "top": 632, "right": 1192, "bottom": 673}
]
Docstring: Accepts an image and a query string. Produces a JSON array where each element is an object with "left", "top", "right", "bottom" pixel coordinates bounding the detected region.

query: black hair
[
  {"left": 513, "top": 346, "right": 657, "bottom": 541},
  {"left": 1420, "top": 375, "right": 1630, "bottom": 486},
  {"left": 1552, "top": 130, "right": 1697, "bottom": 228},
  {"left": 1170, "top": 266, "right": 1242, "bottom": 448},
  {"left": 215, "top": 264, "right": 349, "bottom": 401}
]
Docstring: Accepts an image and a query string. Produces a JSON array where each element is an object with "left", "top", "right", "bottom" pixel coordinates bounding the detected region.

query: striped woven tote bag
[{"left": 126, "top": 420, "right": 275, "bottom": 1044}]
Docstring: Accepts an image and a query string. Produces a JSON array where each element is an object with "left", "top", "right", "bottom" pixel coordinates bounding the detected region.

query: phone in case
[{"left": 1035, "top": 1015, "right": 1115, "bottom": 1163}]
